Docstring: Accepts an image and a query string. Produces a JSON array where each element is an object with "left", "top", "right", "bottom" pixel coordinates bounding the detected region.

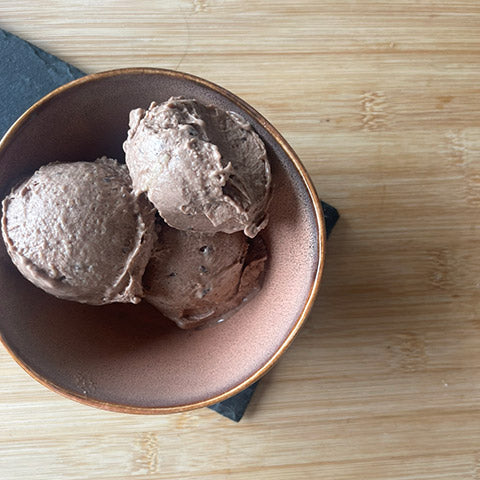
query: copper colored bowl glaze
[{"left": 0, "top": 68, "right": 325, "bottom": 414}]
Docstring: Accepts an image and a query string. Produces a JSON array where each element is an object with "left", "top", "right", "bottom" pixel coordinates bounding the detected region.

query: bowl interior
[{"left": 0, "top": 70, "right": 322, "bottom": 411}]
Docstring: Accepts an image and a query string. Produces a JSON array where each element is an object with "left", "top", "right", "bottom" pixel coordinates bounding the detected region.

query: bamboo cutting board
[{"left": 1, "top": 1, "right": 480, "bottom": 479}]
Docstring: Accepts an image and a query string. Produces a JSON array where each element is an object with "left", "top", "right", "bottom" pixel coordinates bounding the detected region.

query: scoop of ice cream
[
  {"left": 143, "top": 222, "right": 267, "bottom": 329},
  {"left": 1, "top": 157, "right": 156, "bottom": 305},
  {"left": 123, "top": 97, "right": 271, "bottom": 238}
]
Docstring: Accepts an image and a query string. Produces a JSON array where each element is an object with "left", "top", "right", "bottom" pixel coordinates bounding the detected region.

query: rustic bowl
[{"left": 0, "top": 68, "right": 325, "bottom": 414}]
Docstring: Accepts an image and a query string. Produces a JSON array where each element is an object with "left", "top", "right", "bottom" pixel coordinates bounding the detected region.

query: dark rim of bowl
[{"left": 0, "top": 67, "right": 326, "bottom": 415}]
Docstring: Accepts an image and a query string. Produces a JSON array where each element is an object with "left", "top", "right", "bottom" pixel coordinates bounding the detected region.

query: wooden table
[{"left": 1, "top": 2, "right": 480, "bottom": 479}]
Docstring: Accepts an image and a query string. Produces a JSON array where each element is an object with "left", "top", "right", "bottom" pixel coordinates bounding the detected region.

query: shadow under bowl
[{"left": 0, "top": 68, "right": 325, "bottom": 413}]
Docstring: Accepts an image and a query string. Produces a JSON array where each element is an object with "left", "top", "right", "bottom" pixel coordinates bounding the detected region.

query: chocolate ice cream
[
  {"left": 1, "top": 96, "right": 270, "bottom": 329},
  {"left": 143, "top": 222, "right": 267, "bottom": 329},
  {"left": 1, "top": 157, "right": 156, "bottom": 305},
  {"left": 123, "top": 97, "right": 271, "bottom": 238}
]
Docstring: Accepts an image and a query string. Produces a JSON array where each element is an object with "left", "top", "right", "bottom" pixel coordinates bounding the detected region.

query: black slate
[
  {"left": 0, "top": 29, "right": 84, "bottom": 138},
  {"left": 321, "top": 200, "right": 340, "bottom": 239},
  {"left": 0, "top": 28, "right": 339, "bottom": 422}
]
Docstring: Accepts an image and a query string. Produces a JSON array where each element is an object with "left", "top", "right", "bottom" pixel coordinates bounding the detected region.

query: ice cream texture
[
  {"left": 143, "top": 221, "right": 267, "bottom": 329},
  {"left": 1, "top": 157, "right": 156, "bottom": 305},
  {"left": 123, "top": 97, "right": 271, "bottom": 238}
]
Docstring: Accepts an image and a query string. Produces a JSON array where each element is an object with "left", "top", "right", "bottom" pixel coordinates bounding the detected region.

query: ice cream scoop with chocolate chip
[
  {"left": 143, "top": 221, "right": 267, "bottom": 329},
  {"left": 1, "top": 157, "right": 155, "bottom": 305}
]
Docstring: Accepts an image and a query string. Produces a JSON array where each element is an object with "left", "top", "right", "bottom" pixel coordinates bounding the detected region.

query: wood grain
[{"left": 1, "top": 1, "right": 480, "bottom": 479}]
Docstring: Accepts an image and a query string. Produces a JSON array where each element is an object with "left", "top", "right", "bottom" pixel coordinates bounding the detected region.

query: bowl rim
[{"left": 0, "top": 67, "right": 326, "bottom": 415}]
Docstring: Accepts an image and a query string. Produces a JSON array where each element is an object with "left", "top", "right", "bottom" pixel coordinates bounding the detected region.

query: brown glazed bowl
[{"left": 0, "top": 68, "right": 325, "bottom": 414}]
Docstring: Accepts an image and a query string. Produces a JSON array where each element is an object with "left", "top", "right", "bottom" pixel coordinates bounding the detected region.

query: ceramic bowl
[{"left": 0, "top": 68, "right": 325, "bottom": 413}]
